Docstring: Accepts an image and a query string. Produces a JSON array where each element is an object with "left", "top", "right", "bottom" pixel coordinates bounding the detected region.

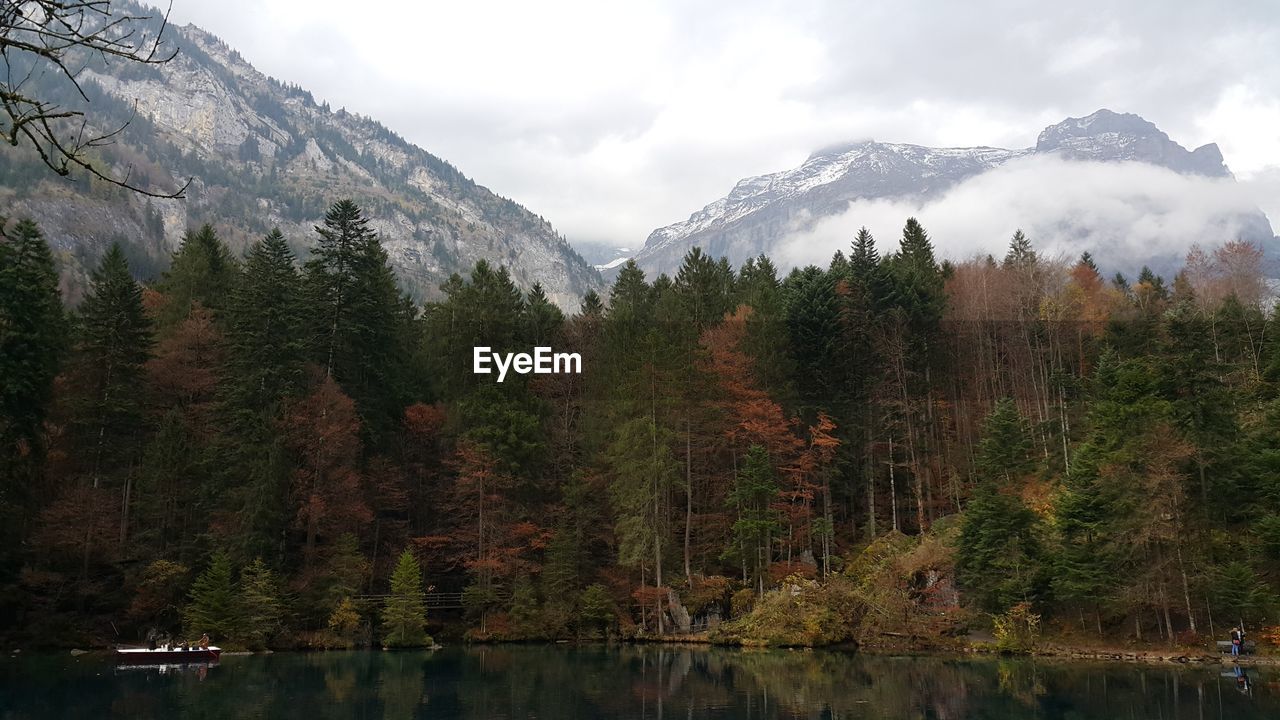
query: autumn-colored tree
[{"left": 283, "top": 376, "right": 371, "bottom": 567}]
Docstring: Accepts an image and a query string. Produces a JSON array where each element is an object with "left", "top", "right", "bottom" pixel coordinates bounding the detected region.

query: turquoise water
[{"left": 2, "top": 645, "right": 1277, "bottom": 719}]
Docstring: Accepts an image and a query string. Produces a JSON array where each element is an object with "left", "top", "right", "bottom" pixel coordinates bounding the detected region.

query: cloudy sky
[{"left": 166, "top": 0, "right": 1280, "bottom": 254}]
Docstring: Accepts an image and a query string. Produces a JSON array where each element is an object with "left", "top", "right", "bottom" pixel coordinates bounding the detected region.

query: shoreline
[{"left": 11, "top": 636, "right": 1279, "bottom": 669}]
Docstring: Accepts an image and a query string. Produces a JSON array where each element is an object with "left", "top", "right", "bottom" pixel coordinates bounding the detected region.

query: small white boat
[{"left": 115, "top": 645, "right": 222, "bottom": 665}]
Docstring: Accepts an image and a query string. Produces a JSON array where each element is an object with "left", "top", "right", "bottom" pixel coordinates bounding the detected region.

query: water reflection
[{"left": 2, "top": 645, "right": 1279, "bottom": 719}]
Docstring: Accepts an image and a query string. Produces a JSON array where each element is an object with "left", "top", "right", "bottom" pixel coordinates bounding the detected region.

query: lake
[{"left": 2, "top": 645, "right": 1278, "bottom": 719}]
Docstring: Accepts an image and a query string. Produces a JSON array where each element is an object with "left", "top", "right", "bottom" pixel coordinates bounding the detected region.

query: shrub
[
  {"left": 326, "top": 597, "right": 362, "bottom": 648},
  {"left": 711, "top": 575, "right": 865, "bottom": 647},
  {"left": 993, "top": 602, "right": 1040, "bottom": 653}
]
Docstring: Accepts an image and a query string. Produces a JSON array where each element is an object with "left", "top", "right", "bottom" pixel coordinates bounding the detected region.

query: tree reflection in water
[{"left": 2, "top": 645, "right": 1278, "bottom": 719}]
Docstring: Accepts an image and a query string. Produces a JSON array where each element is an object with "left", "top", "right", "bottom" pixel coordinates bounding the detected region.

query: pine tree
[
  {"left": 974, "top": 398, "right": 1033, "bottom": 485},
  {"left": 525, "top": 282, "right": 565, "bottom": 346},
  {"left": 305, "top": 199, "right": 410, "bottom": 444},
  {"left": 674, "top": 247, "right": 733, "bottom": 332},
  {"left": 848, "top": 226, "right": 886, "bottom": 307},
  {"left": 69, "top": 244, "right": 153, "bottom": 576},
  {"left": 956, "top": 482, "right": 1040, "bottom": 613},
  {"left": 737, "top": 256, "right": 797, "bottom": 405},
  {"left": 1053, "top": 444, "right": 1119, "bottom": 635},
  {"left": 850, "top": 226, "right": 880, "bottom": 275},
  {"left": 238, "top": 558, "right": 283, "bottom": 649},
  {"left": 578, "top": 583, "right": 615, "bottom": 637},
  {"left": 156, "top": 223, "right": 236, "bottom": 328},
  {"left": 1003, "top": 229, "right": 1036, "bottom": 269},
  {"left": 957, "top": 400, "right": 1042, "bottom": 612},
  {"left": 184, "top": 551, "right": 239, "bottom": 643},
  {"left": 307, "top": 200, "right": 374, "bottom": 378},
  {"left": 0, "top": 218, "right": 66, "bottom": 502},
  {"left": 726, "top": 444, "right": 780, "bottom": 596},
  {"left": 220, "top": 229, "right": 306, "bottom": 563},
  {"left": 381, "top": 549, "right": 430, "bottom": 648},
  {"left": 579, "top": 289, "right": 604, "bottom": 317},
  {"left": 226, "top": 228, "right": 305, "bottom": 411},
  {"left": 784, "top": 266, "right": 841, "bottom": 420},
  {"left": 508, "top": 574, "right": 540, "bottom": 634}
]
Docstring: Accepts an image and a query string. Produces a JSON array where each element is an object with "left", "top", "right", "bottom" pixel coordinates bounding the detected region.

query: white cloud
[
  {"left": 162, "top": 0, "right": 1280, "bottom": 250},
  {"left": 777, "top": 156, "right": 1273, "bottom": 274}
]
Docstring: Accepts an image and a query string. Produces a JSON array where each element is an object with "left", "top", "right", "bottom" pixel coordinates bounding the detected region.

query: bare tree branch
[{"left": 1, "top": 0, "right": 190, "bottom": 198}]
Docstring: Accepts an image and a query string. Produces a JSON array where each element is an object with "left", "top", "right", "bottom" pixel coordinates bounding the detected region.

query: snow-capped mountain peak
[{"left": 629, "top": 110, "right": 1266, "bottom": 278}]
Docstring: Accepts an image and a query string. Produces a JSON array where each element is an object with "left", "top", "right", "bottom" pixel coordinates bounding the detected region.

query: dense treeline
[{"left": 2, "top": 201, "right": 1278, "bottom": 649}]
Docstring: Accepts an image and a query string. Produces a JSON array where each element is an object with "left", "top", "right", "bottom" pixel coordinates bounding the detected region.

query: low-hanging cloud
[
  {"left": 777, "top": 155, "right": 1277, "bottom": 276},
  {"left": 168, "top": 0, "right": 1280, "bottom": 251}
]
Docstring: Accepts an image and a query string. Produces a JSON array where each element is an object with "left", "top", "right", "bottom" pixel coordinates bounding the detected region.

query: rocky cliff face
[
  {"left": 633, "top": 109, "right": 1274, "bottom": 278},
  {"left": 1034, "top": 110, "right": 1229, "bottom": 176},
  {"left": 0, "top": 6, "right": 600, "bottom": 308}
]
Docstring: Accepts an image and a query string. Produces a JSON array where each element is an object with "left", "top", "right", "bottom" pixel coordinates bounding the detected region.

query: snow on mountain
[{"left": 632, "top": 110, "right": 1273, "bottom": 278}]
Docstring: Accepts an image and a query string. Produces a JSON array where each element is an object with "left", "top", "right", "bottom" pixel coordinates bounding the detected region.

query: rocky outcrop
[{"left": 1, "top": 2, "right": 600, "bottom": 308}]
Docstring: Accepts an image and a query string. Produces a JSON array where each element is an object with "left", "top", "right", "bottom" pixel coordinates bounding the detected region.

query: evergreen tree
[
  {"left": 184, "top": 551, "right": 239, "bottom": 643},
  {"left": 725, "top": 445, "right": 780, "bottom": 596},
  {"left": 737, "top": 255, "right": 797, "bottom": 404},
  {"left": 884, "top": 217, "right": 945, "bottom": 344},
  {"left": 0, "top": 218, "right": 66, "bottom": 505},
  {"left": 974, "top": 398, "right": 1033, "bottom": 485},
  {"left": 156, "top": 223, "right": 236, "bottom": 328},
  {"left": 220, "top": 229, "right": 307, "bottom": 562},
  {"left": 508, "top": 574, "right": 540, "bottom": 634},
  {"left": 957, "top": 482, "right": 1041, "bottom": 613},
  {"left": 226, "top": 228, "right": 306, "bottom": 411},
  {"left": 381, "top": 549, "right": 430, "bottom": 647},
  {"left": 957, "top": 401, "right": 1042, "bottom": 612},
  {"left": 525, "top": 282, "right": 565, "bottom": 346},
  {"left": 1053, "top": 444, "right": 1120, "bottom": 634},
  {"left": 674, "top": 247, "right": 733, "bottom": 332},
  {"left": 73, "top": 244, "right": 153, "bottom": 493},
  {"left": 848, "top": 226, "right": 888, "bottom": 308},
  {"left": 238, "top": 558, "right": 284, "bottom": 649},
  {"left": 1003, "top": 229, "right": 1036, "bottom": 269},
  {"left": 305, "top": 199, "right": 411, "bottom": 444},
  {"left": 578, "top": 583, "right": 615, "bottom": 637},
  {"left": 579, "top": 289, "right": 604, "bottom": 318},
  {"left": 784, "top": 266, "right": 842, "bottom": 420}
]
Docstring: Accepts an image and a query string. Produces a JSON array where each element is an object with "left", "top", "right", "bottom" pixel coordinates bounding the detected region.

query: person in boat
[
  {"left": 199, "top": 633, "right": 210, "bottom": 650},
  {"left": 1230, "top": 627, "right": 1244, "bottom": 657}
]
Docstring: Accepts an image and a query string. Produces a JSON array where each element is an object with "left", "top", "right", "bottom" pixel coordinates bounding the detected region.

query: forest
[{"left": 2, "top": 199, "right": 1279, "bottom": 650}]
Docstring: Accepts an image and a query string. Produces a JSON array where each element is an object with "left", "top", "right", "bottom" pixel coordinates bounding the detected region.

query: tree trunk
[
  {"left": 866, "top": 424, "right": 877, "bottom": 539},
  {"left": 1159, "top": 578, "right": 1174, "bottom": 644},
  {"left": 1177, "top": 544, "right": 1197, "bottom": 635},
  {"left": 684, "top": 423, "right": 692, "bottom": 585},
  {"left": 119, "top": 471, "right": 132, "bottom": 545},
  {"left": 887, "top": 436, "right": 899, "bottom": 533}
]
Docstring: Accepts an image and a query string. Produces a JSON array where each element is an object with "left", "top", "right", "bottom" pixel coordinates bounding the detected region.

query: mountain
[
  {"left": 632, "top": 110, "right": 1276, "bottom": 277},
  {"left": 0, "top": 4, "right": 601, "bottom": 308}
]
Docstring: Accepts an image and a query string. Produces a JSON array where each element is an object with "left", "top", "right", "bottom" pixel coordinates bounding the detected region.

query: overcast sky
[{"left": 165, "top": 0, "right": 1280, "bottom": 252}]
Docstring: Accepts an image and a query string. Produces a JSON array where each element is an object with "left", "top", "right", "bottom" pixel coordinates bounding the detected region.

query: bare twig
[{"left": 1, "top": 0, "right": 190, "bottom": 198}]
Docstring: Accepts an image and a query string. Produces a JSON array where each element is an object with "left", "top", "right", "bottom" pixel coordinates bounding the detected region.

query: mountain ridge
[
  {"left": 0, "top": 4, "right": 602, "bottom": 307},
  {"left": 632, "top": 109, "right": 1274, "bottom": 278}
]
